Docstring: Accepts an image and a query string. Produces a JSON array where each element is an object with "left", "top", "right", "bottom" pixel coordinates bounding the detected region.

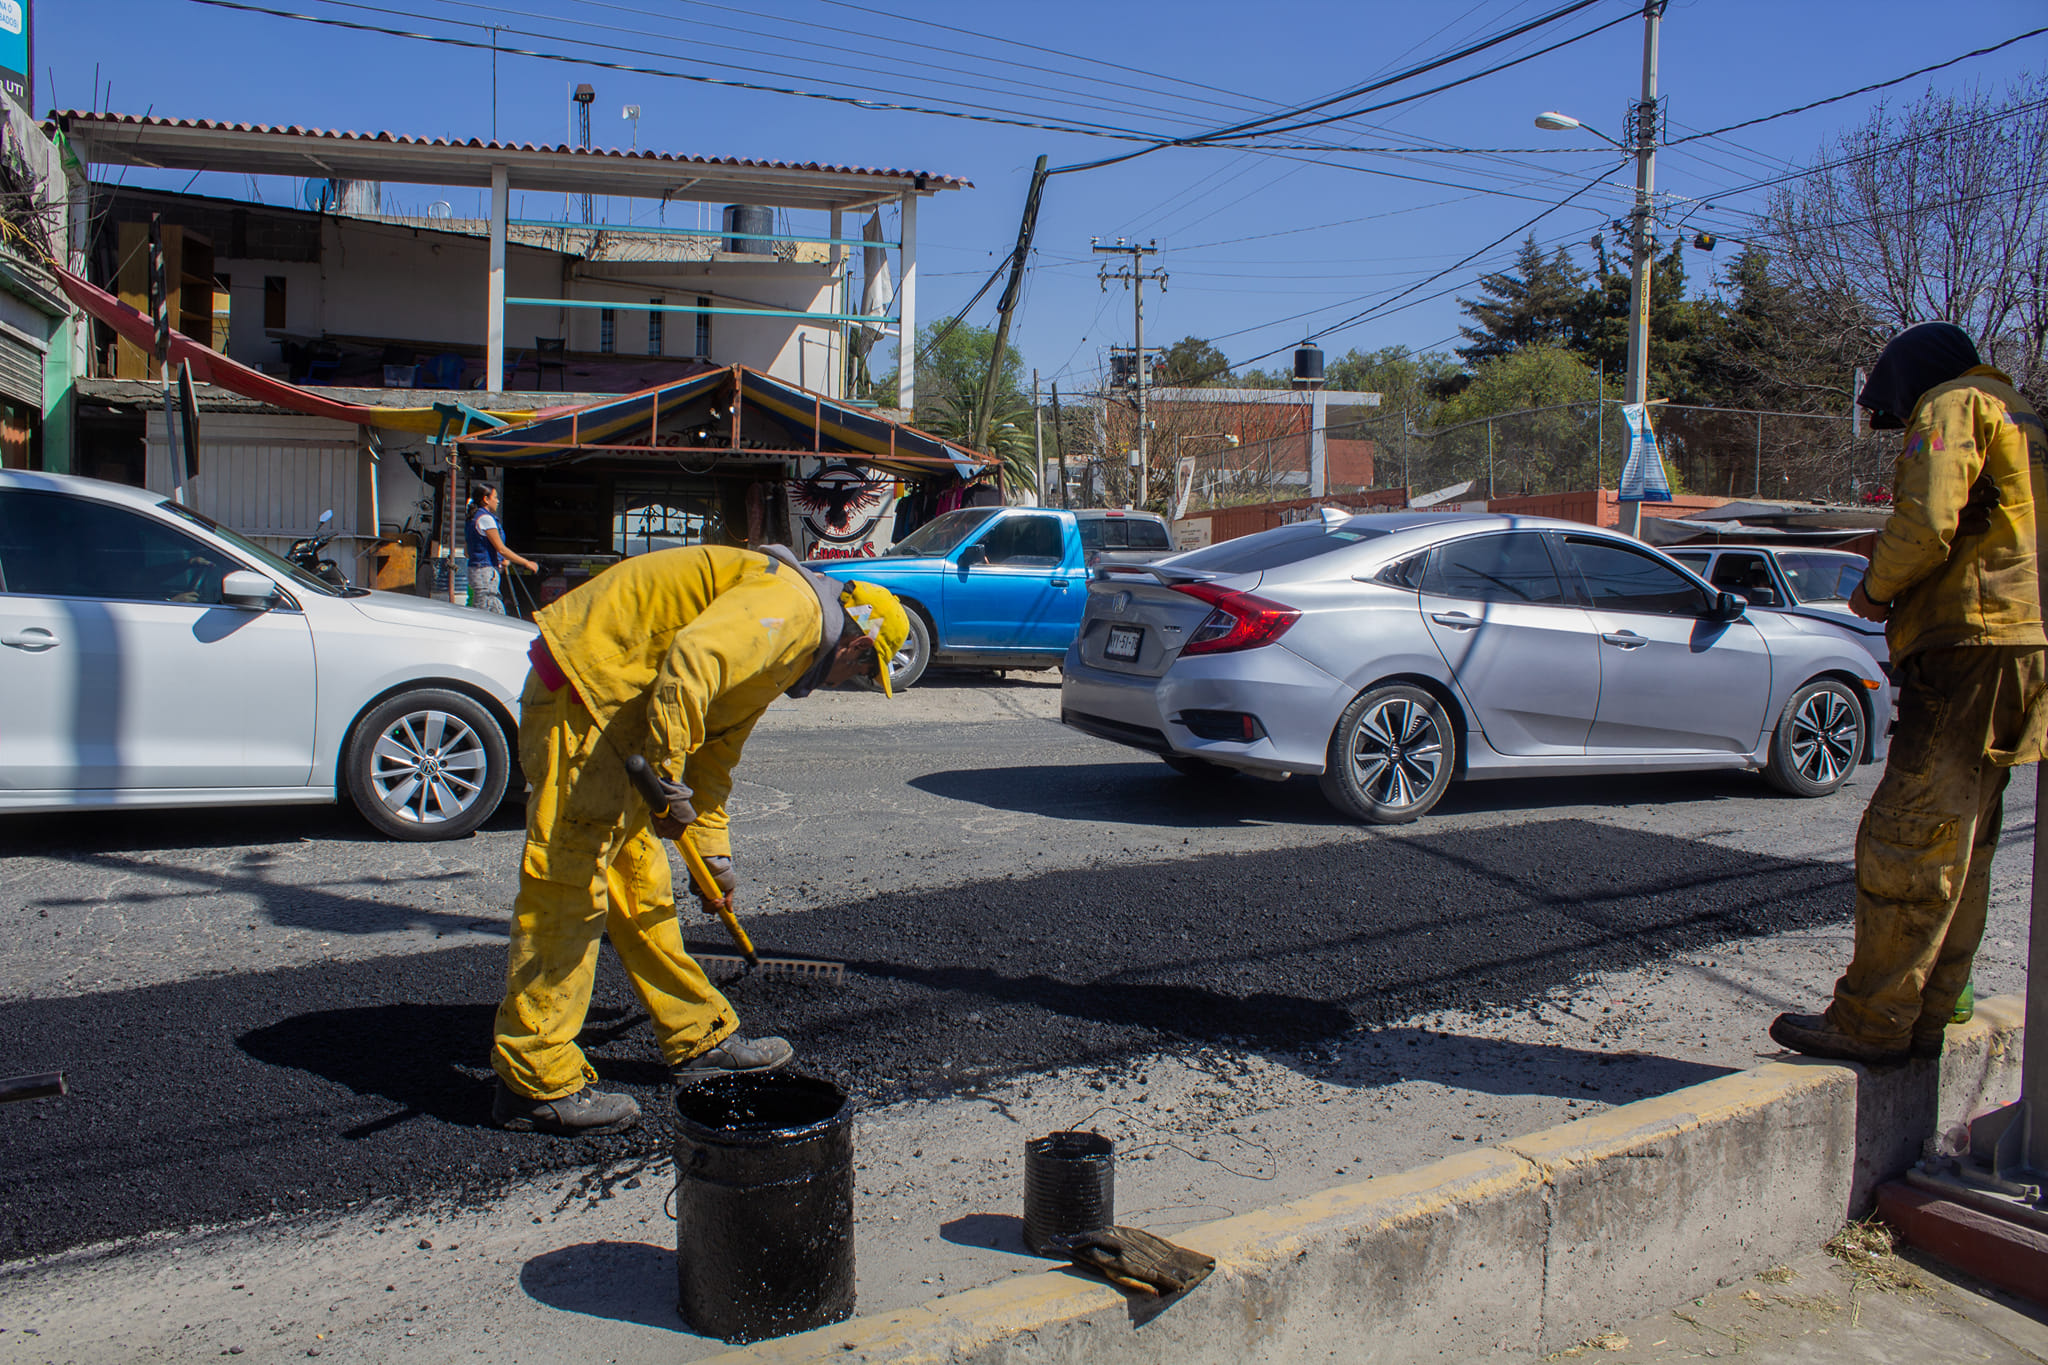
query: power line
[
  {"left": 1668, "top": 25, "right": 2048, "bottom": 145},
  {"left": 181, "top": 0, "right": 1180, "bottom": 141}
]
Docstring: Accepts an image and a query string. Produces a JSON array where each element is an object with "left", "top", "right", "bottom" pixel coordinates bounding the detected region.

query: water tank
[
  {"left": 1292, "top": 343, "right": 1325, "bottom": 388},
  {"left": 723, "top": 205, "right": 776, "bottom": 254},
  {"left": 332, "top": 180, "right": 382, "bottom": 215}
]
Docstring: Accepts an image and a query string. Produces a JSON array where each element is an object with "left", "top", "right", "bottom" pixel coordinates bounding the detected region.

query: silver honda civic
[{"left": 1060, "top": 512, "right": 1890, "bottom": 823}]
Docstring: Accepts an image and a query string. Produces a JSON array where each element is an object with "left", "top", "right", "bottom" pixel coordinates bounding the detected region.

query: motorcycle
[{"left": 287, "top": 509, "right": 351, "bottom": 589}]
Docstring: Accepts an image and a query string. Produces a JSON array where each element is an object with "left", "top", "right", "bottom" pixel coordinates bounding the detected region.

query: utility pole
[
  {"left": 572, "top": 84, "right": 597, "bottom": 223},
  {"left": 1050, "top": 382, "right": 1069, "bottom": 509},
  {"left": 1095, "top": 237, "right": 1165, "bottom": 509},
  {"left": 1031, "top": 369, "right": 1044, "bottom": 502},
  {"left": 974, "top": 155, "right": 1050, "bottom": 453},
  {"left": 1620, "top": 0, "right": 1665, "bottom": 537}
]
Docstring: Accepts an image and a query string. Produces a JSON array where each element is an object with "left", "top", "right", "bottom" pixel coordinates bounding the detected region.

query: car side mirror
[
  {"left": 956, "top": 542, "right": 986, "bottom": 569},
  {"left": 223, "top": 569, "right": 282, "bottom": 606},
  {"left": 1710, "top": 590, "right": 1747, "bottom": 621}
]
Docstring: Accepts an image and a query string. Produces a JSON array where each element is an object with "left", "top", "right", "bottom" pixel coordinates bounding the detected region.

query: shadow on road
[
  {"left": 520, "top": 1240, "right": 685, "bottom": 1333},
  {"left": 940, "top": 1212, "right": 1035, "bottom": 1257},
  {"left": 912, "top": 761, "right": 1841, "bottom": 829},
  {"left": 1346, "top": 1027, "right": 1734, "bottom": 1103},
  {"left": 1, "top": 791, "right": 528, "bottom": 855},
  {"left": 910, "top": 762, "right": 1346, "bottom": 828}
]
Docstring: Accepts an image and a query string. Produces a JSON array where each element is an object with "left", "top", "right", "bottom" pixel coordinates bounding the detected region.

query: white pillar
[
  {"left": 896, "top": 190, "right": 918, "bottom": 412},
  {"left": 488, "top": 165, "right": 508, "bottom": 394},
  {"left": 829, "top": 207, "right": 844, "bottom": 400},
  {"left": 1309, "top": 389, "right": 1328, "bottom": 497}
]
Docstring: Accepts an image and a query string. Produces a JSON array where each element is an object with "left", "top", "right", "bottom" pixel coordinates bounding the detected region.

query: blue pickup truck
[{"left": 808, "top": 506, "right": 1172, "bottom": 689}]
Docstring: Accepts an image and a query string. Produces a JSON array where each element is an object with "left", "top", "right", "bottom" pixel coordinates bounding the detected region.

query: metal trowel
[{"left": 623, "top": 754, "right": 846, "bottom": 984}]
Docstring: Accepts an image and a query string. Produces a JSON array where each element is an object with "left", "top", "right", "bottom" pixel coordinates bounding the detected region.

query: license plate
[{"left": 1104, "top": 625, "right": 1143, "bottom": 661}]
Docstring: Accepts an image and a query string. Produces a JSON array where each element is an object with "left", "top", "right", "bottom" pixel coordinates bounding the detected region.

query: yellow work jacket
[
  {"left": 1866, "top": 366, "right": 2048, "bottom": 661},
  {"left": 534, "top": 546, "right": 828, "bottom": 857}
]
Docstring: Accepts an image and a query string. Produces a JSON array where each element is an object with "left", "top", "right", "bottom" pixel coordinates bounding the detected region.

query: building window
[
  {"left": 648, "top": 298, "right": 663, "bottom": 355},
  {"left": 695, "top": 296, "right": 712, "bottom": 359},
  {"left": 263, "top": 276, "right": 287, "bottom": 330},
  {"left": 599, "top": 308, "right": 615, "bottom": 354}
]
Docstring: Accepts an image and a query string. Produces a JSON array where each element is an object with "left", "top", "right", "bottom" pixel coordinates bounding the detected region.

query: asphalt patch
[{"left": 0, "top": 818, "right": 1849, "bottom": 1261}]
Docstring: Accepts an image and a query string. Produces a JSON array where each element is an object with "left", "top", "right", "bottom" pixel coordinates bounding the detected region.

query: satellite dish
[{"left": 303, "top": 179, "right": 335, "bottom": 212}]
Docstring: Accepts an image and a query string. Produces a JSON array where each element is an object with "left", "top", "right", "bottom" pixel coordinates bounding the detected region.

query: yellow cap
[{"left": 840, "top": 580, "right": 910, "bottom": 698}]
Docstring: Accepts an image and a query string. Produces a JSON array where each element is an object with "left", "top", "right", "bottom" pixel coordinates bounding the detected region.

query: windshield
[
  {"left": 161, "top": 501, "right": 347, "bottom": 597},
  {"left": 889, "top": 507, "right": 999, "bottom": 557},
  {"left": 1168, "top": 519, "right": 1389, "bottom": 574},
  {"left": 1776, "top": 551, "right": 1867, "bottom": 605},
  {"left": 1080, "top": 516, "right": 1171, "bottom": 552}
]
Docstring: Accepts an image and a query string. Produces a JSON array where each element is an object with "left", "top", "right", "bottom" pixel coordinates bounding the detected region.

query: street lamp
[{"left": 1532, "top": 111, "right": 1619, "bottom": 146}]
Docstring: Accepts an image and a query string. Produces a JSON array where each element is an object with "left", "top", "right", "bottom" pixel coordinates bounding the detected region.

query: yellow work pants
[
  {"left": 492, "top": 674, "right": 738, "bottom": 1100},
  {"left": 1829, "top": 645, "right": 2045, "bottom": 1048}
]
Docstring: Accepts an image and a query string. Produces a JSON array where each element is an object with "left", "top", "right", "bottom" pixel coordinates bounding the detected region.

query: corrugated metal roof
[{"left": 52, "top": 112, "right": 970, "bottom": 188}]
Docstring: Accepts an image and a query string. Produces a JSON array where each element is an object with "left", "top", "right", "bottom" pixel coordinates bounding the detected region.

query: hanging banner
[{"left": 1617, "top": 402, "right": 1673, "bottom": 503}]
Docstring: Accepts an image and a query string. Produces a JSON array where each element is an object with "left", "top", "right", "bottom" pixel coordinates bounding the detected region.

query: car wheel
[
  {"left": 880, "top": 609, "right": 932, "bottom": 691},
  {"left": 1765, "top": 678, "right": 1864, "bottom": 797},
  {"left": 1318, "top": 684, "right": 1456, "bottom": 824},
  {"left": 1162, "top": 754, "right": 1239, "bottom": 782},
  {"left": 343, "top": 688, "right": 511, "bottom": 840}
]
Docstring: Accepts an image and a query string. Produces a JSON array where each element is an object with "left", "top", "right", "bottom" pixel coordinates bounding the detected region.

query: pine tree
[{"left": 1456, "top": 235, "right": 1587, "bottom": 364}]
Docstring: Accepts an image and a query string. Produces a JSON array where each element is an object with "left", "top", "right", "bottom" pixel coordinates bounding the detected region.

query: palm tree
[{"left": 922, "top": 388, "right": 1038, "bottom": 496}]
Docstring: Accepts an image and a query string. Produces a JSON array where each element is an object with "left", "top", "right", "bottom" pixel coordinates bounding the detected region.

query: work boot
[
  {"left": 1768, "top": 1012, "right": 1910, "bottom": 1066},
  {"left": 493, "top": 1081, "right": 641, "bottom": 1136},
  {"left": 673, "top": 1035, "right": 794, "bottom": 1084}
]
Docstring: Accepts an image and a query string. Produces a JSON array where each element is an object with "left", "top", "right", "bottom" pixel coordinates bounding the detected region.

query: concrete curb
[{"left": 703, "top": 996, "right": 2026, "bottom": 1364}]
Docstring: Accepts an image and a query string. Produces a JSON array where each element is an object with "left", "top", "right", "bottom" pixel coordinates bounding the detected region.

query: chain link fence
[{"left": 1168, "top": 399, "right": 1899, "bottom": 516}]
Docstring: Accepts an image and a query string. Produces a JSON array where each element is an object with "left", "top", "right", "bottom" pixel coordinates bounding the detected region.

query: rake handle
[{"left": 623, "top": 754, "right": 759, "bottom": 968}]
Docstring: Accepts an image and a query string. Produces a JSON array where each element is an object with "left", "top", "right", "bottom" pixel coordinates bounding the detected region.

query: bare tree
[{"left": 1767, "top": 75, "right": 2048, "bottom": 399}]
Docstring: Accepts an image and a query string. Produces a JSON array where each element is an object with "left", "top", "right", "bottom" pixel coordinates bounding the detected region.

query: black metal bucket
[
  {"left": 1022, "top": 1130, "right": 1115, "bottom": 1256},
  {"left": 674, "top": 1072, "right": 855, "bottom": 1344}
]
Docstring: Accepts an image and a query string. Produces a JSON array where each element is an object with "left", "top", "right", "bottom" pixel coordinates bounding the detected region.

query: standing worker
[
  {"left": 492, "top": 543, "right": 909, "bottom": 1136},
  {"left": 466, "top": 483, "right": 539, "bottom": 614},
  {"left": 1771, "top": 323, "right": 2048, "bottom": 1064}
]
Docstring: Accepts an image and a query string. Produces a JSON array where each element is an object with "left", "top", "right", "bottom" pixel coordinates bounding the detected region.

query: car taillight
[{"left": 1172, "top": 582, "right": 1300, "bottom": 656}]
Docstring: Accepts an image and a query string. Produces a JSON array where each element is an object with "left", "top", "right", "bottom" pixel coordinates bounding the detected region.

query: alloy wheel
[
  {"left": 1348, "top": 696, "right": 1446, "bottom": 810},
  {"left": 1788, "top": 688, "right": 1859, "bottom": 785},
  {"left": 369, "top": 708, "right": 490, "bottom": 825}
]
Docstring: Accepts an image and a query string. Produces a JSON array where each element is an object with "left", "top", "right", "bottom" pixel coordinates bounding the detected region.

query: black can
[
  {"left": 674, "top": 1072, "right": 855, "bottom": 1344},
  {"left": 1023, "top": 1130, "right": 1115, "bottom": 1256}
]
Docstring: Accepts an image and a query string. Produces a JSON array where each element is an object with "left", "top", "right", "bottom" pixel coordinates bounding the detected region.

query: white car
[{"left": 0, "top": 471, "right": 535, "bottom": 840}]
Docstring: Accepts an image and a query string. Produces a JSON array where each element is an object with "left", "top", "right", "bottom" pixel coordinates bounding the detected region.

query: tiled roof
[{"left": 52, "top": 112, "right": 970, "bottom": 188}]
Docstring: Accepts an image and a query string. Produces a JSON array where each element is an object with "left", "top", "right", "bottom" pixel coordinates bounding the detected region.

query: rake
[{"left": 623, "top": 754, "right": 847, "bottom": 985}]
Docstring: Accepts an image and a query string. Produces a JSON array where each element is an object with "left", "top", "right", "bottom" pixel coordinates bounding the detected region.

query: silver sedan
[{"left": 1060, "top": 513, "right": 1890, "bottom": 823}]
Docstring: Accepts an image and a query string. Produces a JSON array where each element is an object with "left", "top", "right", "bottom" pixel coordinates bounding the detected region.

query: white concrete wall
[{"left": 213, "top": 219, "right": 844, "bottom": 393}]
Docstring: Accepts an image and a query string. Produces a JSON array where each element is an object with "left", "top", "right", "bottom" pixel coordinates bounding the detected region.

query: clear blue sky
[{"left": 38, "top": 0, "right": 2048, "bottom": 391}]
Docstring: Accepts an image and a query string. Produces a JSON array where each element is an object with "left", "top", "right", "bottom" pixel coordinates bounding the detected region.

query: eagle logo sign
[{"left": 792, "top": 462, "right": 888, "bottom": 544}]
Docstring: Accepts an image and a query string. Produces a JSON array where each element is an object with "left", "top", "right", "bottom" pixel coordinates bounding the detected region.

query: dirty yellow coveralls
[
  {"left": 1830, "top": 366, "right": 2048, "bottom": 1048},
  {"left": 491, "top": 546, "right": 830, "bottom": 1099}
]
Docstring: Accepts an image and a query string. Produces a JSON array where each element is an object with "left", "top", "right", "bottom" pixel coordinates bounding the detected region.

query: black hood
[{"left": 1857, "top": 322, "right": 1981, "bottom": 430}]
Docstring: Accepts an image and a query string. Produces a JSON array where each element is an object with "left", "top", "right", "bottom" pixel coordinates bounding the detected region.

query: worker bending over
[
  {"left": 1771, "top": 322, "right": 2048, "bottom": 1064},
  {"left": 492, "top": 544, "right": 909, "bottom": 1136}
]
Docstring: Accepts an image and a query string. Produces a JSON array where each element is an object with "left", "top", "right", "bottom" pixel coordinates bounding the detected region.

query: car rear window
[
  {"left": 1079, "top": 517, "right": 1171, "bottom": 552},
  {"left": 1170, "top": 520, "right": 1387, "bottom": 574}
]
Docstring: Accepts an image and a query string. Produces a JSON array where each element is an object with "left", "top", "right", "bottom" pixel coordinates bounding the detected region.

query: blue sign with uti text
[{"left": 0, "top": 0, "right": 27, "bottom": 109}]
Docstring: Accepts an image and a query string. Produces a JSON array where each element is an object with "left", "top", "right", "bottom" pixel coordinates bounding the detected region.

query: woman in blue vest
[{"left": 466, "top": 484, "right": 538, "bottom": 614}]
